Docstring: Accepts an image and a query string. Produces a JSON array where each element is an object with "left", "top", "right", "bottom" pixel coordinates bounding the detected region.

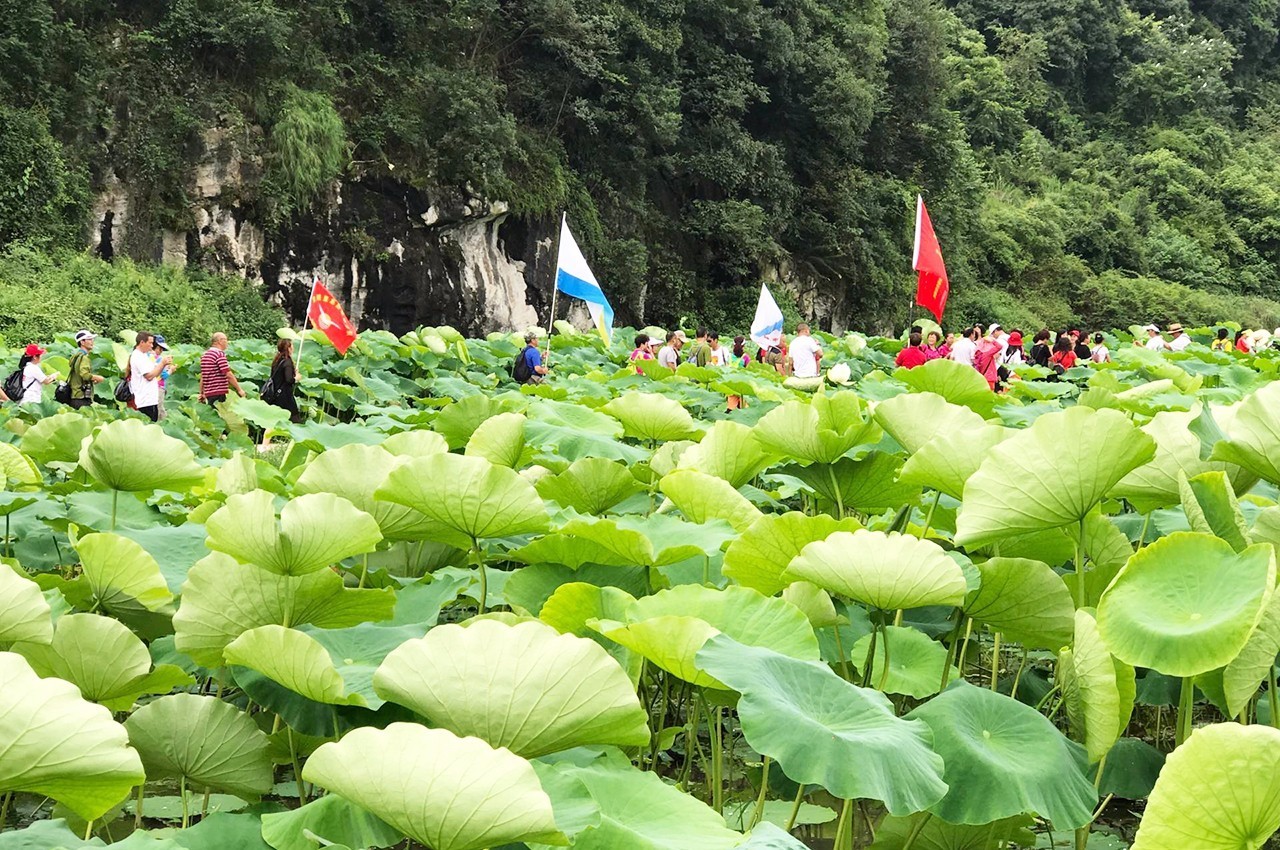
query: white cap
[
  {"left": 987, "top": 323, "right": 1002, "bottom": 335},
  {"left": 1143, "top": 324, "right": 1160, "bottom": 333},
  {"left": 74, "top": 329, "right": 96, "bottom": 343}
]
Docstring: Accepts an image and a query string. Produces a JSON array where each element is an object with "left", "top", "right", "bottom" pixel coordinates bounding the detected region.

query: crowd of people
[{"left": 0, "top": 330, "right": 304, "bottom": 423}]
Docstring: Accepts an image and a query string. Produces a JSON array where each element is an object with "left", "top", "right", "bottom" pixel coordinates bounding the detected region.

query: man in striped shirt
[{"left": 197, "top": 332, "right": 246, "bottom": 405}]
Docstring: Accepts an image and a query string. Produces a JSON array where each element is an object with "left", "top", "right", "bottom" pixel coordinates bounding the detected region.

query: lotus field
[{"left": 2, "top": 321, "right": 1280, "bottom": 850}]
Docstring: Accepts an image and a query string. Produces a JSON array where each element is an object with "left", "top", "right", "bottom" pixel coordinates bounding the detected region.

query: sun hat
[
  {"left": 153, "top": 335, "right": 168, "bottom": 350},
  {"left": 673, "top": 330, "right": 688, "bottom": 341},
  {"left": 1007, "top": 331, "right": 1023, "bottom": 346},
  {"left": 74, "top": 329, "right": 96, "bottom": 343},
  {"left": 1143, "top": 324, "right": 1160, "bottom": 333},
  {"left": 24, "top": 344, "right": 46, "bottom": 358},
  {"left": 1167, "top": 323, "right": 1183, "bottom": 333}
]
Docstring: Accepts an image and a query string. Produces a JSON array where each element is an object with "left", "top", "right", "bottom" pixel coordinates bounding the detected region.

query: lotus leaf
[
  {"left": 754, "top": 393, "right": 879, "bottom": 464},
  {"left": 464, "top": 411, "right": 528, "bottom": 468},
  {"left": 907, "top": 681, "right": 1097, "bottom": 828},
  {"left": 433, "top": 394, "right": 525, "bottom": 449},
  {"left": 868, "top": 813, "right": 1035, "bottom": 850},
  {"left": 850, "top": 625, "right": 957, "bottom": 698},
  {"left": 696, "top": 636, "right": 947, "bottom": 814},
  {"left": 1180, "top": 470, "right": 1250, "bottom": 552},
  {"left": 0, "top": 561, "right": 53, "bottom": 645},
  {"left": 602, "top": 393, "right": 699, "bottom": 442},
  {"left": 1097, "top": 532, "right": 1275, "bottom": 677},
  {"left": 78, "top": 419, "right": 205, "bottom": 492},
  {"left": 214, "top": 452, "right": 258, "bottom": 496},
  {"left": 382, "top": 428, "right": 449, "bottom": 457},
  {"left": 260, "top": 795, "right": 403, "bottom": 850},
  {"left": 302, "top": 724, "right": 563, "bottom": 850},
  {"left": 20, "top": 413, "right": 95, "bottom": 465},
  {"left": 224, "top": 625, "right": 365, "bottom": 706},
  {"left": 963, "top": 557, "right": 1074, "bottom": 650},
  {"left": 173, "top": 552, "right": 395, "bottom": 667},
  {"left": 659, "top": 469, "right": 761, "bottom": 532},
  {"left": 0, "top": 651, "right": 145, "bottom": 820},
  {"left": 1113, "top": 409, "right": 1257, "bottom": 512},
  {"left": 75, "top": 532, "right": 174, "bottom": 619},
  {"left": 0, "top": 443, "right": 40, "bottom": 487},
  {"left": 376, "top": 452, "right": 550, "bottom": 543},
  {"left": 374, "top": 619, "right": 649, "bottom": 756},
  {"left": 723, "top": 512, "right": 862, "bottom": 596},
  {"left": 1131, "top": 723, "right": 1280, "bottom": 850},
  {"left": 12, "top": 613, "right": 152, "bottom": 705},
  {"left": 515, "top": 513, "right": 735, "bottom": 569},
  {"left": 1211, "top": 381, "right": 1280, "bottom": 485},
  {"left": 676, "top": 420, "right": 778, "bottom": 488},
  {"left": 955, "top": 407, "right": 1155, "bottom": 548},
  {"left": 125, "top": 694, "right": 272, "bottom": 798},
  {"left": 785, "top": 530, "right": 967, "bottom": 611},
  {"left": 1223, "top": 591, "right": 1280, "bottom": 718},
  {"left": 873, "top": 391, "right": 988, "bottom": 455},
  {"left": 597, "top": 584, "right": 819, "bottom": 688},
  {"left": 205, "top": 489, "right": 382, "bottom": 576},
  {"left": 295, "top": 444, "right": 442, "bottom": 539},
  {"left": 535, "top": 458, "right": 643, "bottom": 514},
  {"left": 1059, "top": 609, "right": 1135, "bottom": 763},
  {"left": 782, "top": 452, "right": 922, "bottom": 514},
  {"left": 899, "top": 424, "right": 1008, "bottom": 501},
  {"left": 538, "top": 582, "right": 643, "bottom": 684}
]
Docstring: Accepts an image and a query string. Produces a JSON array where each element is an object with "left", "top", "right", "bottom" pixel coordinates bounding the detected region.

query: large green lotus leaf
[
  {"left": 723, "top": 512, "right": 863, "bottom": 596},
  {"left": 907, "top": 681, "right": 1097, "bottom": 828},
  {"left": 1113, "top": 409, "right": 1258, "bottom": 512},
  {"left": 696, "top": 636, "right": 947, "bottom": 813},
  {"left": 260, "top": 794, "right": 403, "bottom": 850},
  {"left": 224, "top": 625, "right": 365, "bottom": 706},
  {"left": 295, "top": 444, "right": 441, "bottom": 540},
  {"left": 538, "top": 582, "right": 642, "bottom": 685},
  {"left": 955, "top": 407, "right": 1156, "bottom": 548},
  {"left": 1097, "top": 532, "right": 1275, "bottom": 677},
  {"left": 601, "top": 393, "right": 699, "bottom": 442},
  {"left": 1211, "top": 381, "right": 1280, "bottom": 486},
  {"left": 873, "top": 391, "right": 988, "bottom": 455},
  {"left": 173, "top": 552, "right": 395, "bottom": 667},
  {"left": 125, "top": 693, "right": 272, "bottom": 799},
  {"left": 850, "top": 625, "right": 957, "bottom": 698},
  {"left": 1254, "top": 506, "right": 1280, "bottom": 548},
  {"left": 535, "top": 458, "right": 643, "bottom": 515},
  {"left": 303, "top": 724, "right": 563, "bottom": 850},
  {"left": 532, "top": 756, "right": 742, "bottom": 850},
  {"left": 515, "top": 513, "right": 735, "bottom": 569},
  {"left": 1059, "top": 609, "right": 1134, "bottom": 764},
  {"left": 963, "top": 557, "right": 1074, "bottom": 650},
  {"left": 205, "top": 489, "right": 383, "bottom": 576},
  {"left": 12, "top": 613, "right": 151, "bottom": 704},
  {"left": 895, "top": 359, "right": 997, "bottom": 415},
  {"left": 899, "top": 425, "right": 1008, "bottom": 501},
  {"left": 20, "top": 412, "right": 95, "bottom": 465},
  {"left": 465, "top": 411, "right": 528, "bottom": 469},
  {"left": 753, "top": 393, "right": 880, "bottom": 465},
  {"left": 376, "top": 452, "right": 550, "bottom": 542},
  {"left": 676, "top": 420, "right": 778, "bottom": 488},
  {"left": 214, "top": 451, "right": 258, "bottom": 496},
  {"left": 659, "top": 470, "right": 761, "bottom": 532},
  {"left": 382, "top": 428, "right": 449, "bottom": 458},
  {"left": 433, "top": 394, "right": 526, "bottom": 450},
  {"left": 1131, "top": 723, "right": 1280, "bottom": 850},
  {"left": 0, "top": 561, "right": 53, "bottom": 645},
  {"left": 373, "top": 619, "right": 649, "bottom": 757},
  {"left": 0, "top": 652, "right": 144, "bottom": 820},
  {"left": 785, "top": 530, "right": 967, "bottom": 611},
  {"left": 597, "top": 585, "right": 819, "bottom": 688},
  {"left": 0, "top": 443, "right": 39, "bottom": 486},
  {"left": 75, "top": 532, "right": 174, "bottom": 619},
  {"left": 869, "top": 813, "right": 1035, "bottom": 850},
  {"left": 1223, "top": 590, "right": 1280, "bottom": 718},
  {"left": 78, "top": 419, "right": 205, "bottom": 492},
  {"left": 1180, "top": 470, "right": 1250, "bottom": 553},
  {"left": 782, "top": 452, "right": 922, "bottom": 513}
]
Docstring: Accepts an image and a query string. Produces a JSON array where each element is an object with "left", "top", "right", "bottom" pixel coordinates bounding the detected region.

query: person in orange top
[{"left": 895, "top": 332, "right": 928, "bottom": 369}]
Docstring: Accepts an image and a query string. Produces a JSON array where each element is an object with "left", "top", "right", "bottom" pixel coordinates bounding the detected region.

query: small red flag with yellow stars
[
  {"left": 307, "top": 280, "right": 358, "bottom": 354},
  {"left": 913, "top": 195, "right": 949, "bottom": 322}
]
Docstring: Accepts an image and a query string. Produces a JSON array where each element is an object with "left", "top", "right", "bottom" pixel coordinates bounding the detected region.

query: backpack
[
  {"left": 2, "top": 370, "right": 23, "bottom": 402},
  {"left": 54, "top": 381, "right": 72, "bottom": 404},
  {"left": 260, "top": 377, "right": 278, "bottom": 403},
  {"left": 114, "top": 370, "right": 132, "bottom": 403},
  {"left": 512, "top": 347, "right": 534, "bottom": 383}
]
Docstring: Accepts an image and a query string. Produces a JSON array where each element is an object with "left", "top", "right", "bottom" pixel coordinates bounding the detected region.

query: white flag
[
  {"left": 554, "top": 216, "right": 614, "bottom": 344},
  {"left": 750, "top": 283, "right": 784, "bottom": 351}
]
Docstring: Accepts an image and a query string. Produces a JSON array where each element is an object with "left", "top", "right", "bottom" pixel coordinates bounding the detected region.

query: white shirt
[
  {"left": 130, "top": 349, "right": 160, "bottom": 407},
  {"left": 789, "top": 335, "right": 821, "bottom": 378},
  {"left": 657, "top": 345, "right": 679, "bottom": 370},
  {"left": 1091, "top": 344, "right": 1110, "bottom": 363},
  {"left": 1145, "top": 335, "right": 1166, "bottom": 351},
  {"left": 709, "top": 346, "right": 729, "bottom": 367},
  {"left": 1168, "top": 334, "right": 1191, "bottom": 352},
  {"left": 1002, "top": 348, "right": 1023, "bottom": 367},
  {"left": 949, "top": 337, "right": 977, "bottom": 366},
  {"left": 21, "top": 362, "right": 47, "bottom": 404}
]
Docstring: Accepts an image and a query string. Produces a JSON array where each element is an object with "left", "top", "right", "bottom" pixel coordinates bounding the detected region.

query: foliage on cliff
[{"left": 6, "top": 0, "right": 1280, "bottom": 332}]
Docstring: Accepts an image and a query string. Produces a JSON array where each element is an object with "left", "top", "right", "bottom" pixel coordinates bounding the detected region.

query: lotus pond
[{"left": 0, "top": 322, "right": 1279, "bottom": 850}]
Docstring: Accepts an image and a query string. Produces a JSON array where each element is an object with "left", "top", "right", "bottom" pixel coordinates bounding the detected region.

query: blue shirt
[{"left": 524, "top": 347, "right": 543, "bottom": 370}]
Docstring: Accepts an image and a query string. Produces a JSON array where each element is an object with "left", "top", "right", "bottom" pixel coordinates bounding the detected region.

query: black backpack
[
  {"left": 512, "top": 347, "right": 533, "bottom": 383},
  {"left": 2, "top": 370, "right": 23, "bottom": 401}
]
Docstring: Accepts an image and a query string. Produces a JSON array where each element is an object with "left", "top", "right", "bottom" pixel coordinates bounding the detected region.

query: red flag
[
  {"left": 913, "top": 195, "right": 949, "bottom": 322},
  {"left": 307, "top": 280, "right": 358, "bottom": 355}
]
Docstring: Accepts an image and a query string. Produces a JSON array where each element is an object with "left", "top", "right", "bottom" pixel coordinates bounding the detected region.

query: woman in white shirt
[{"left": 19, "top": 344, "right": 57, "bottom": 405}]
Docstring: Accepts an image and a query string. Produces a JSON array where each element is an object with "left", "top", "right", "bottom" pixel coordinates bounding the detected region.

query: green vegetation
[
  {"left": 0, "top": 323, "right": 1278, "bottom": 847},
  {"left": 6, "top": 1, "right": 1280, "bottom": 331}
]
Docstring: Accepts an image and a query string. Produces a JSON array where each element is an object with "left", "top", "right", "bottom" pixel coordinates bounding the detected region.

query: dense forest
[{"left": 5, "top": 0, "right": 1280, "bottom": 333}]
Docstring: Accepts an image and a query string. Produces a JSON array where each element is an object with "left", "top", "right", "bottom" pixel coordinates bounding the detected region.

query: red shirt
[
  {"left": 1237, "top": 337, "right": 1251, "bottom": 353},
  {"left": 895, "top": 346, "right": 928, "bottom": 369},
  {"left": 200, "top": 348, "right": 231, "bottom": 397},
  {"left": 1051, "top": 350, "right": 1077, "bottom": 369}
]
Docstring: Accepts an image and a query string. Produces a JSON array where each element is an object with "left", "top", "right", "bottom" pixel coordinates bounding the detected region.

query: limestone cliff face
[{"left": 90, "top": 128, "right": 555, "bottom": 336}]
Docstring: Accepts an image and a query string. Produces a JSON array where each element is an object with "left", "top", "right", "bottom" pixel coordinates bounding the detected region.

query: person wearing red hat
[
  {"left": 1002, "top": 331, "right": 1025, "bottom": 367},
  {"left": 18, "top": 344, "right": 57, "bottom": 406}
]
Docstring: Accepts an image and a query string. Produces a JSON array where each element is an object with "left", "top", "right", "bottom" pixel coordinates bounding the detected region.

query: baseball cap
[
  {"left": 1143, "top": 324, "right": 1160, "bottom": 333},
  {"left": 24, "top": 344, "right": 46, "bottom": 358},
  {"left": 74, "top": 329, "right": 96, "bottom": 343},
  {"left": 153, "top": 335, "right": 168, "bottom": 350},
  {"left": 987, "top": 323, "right": 1002, "bottom": 334}
]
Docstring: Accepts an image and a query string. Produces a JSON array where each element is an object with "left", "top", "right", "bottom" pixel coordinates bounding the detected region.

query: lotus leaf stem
[
  {"left": 832, "top": 624, "right": 852, "bottom": 682},
  {"left": 84, "top": 820, "right": 93, "bottom": 841},
  {"left": 860, "top": 626, "right": 878, "bottom": 688},
  {"left": 179, "top": 775, "right": 188, "bottom": 829},
  {"left": 832, "top": 798, "right": 854, "bottom": 850},
  {"left": 784, "top": 784, "right": 806, "bottom": 832},
  {"left": 470, "top": 540, "right": 486, "bottom": 615},
  {"left": 747, "top": 756, "right": 770, "bottom": 829},
  {"left": 955, "top": 619, "right": 975, "bottom": 680},
  {"left": 710, "top": 705, "right": 725, "bottom": 812},
  {"left": 1073, "top": 516, "right": 1086, "bottom": 610},
  {"left": 288, "top": 726, "right": 308, "bottom": 803},
  {"left": 0, "top": 791, "right": 12, "bottom": 832},
  {"left": 1270, "top": 665, "right": 1280, "bottom": 730},
  {"left": 828, "top": 466, "right": 844, "bottom": 519},
  {"left": 134, "top": 784, "right": 144, "bottom": 829},
  {"left": 900, "top": 812, "right": 932, "bottom": 850},
  {"left": 1177, "top": 676, "right": 1194, "bottom": 746},
  {"left": 990, "top": 631, "right": 1001, "bottom": 692},
  {"left": 1011, "top": 648, "right": 1028, "bottom": 698},
  {"left": 358, "top": 552, "right": 368, "bottom": 589},
  {"left": 111, "top": 489, "right": 119, "bottom": 532},
  {"left": 919, "top": 490, "right": 941, "bottom": 540},
  {"left": 940, "top": 612, "right": 965, "bottom": 692},
  {"left": 876, "top": 622, "right": 892, "bottom": 692}
]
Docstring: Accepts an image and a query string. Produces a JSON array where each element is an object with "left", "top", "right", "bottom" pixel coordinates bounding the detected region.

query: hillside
[{"left": 5, "top": 0, "right": 1280, "bottom": 334}]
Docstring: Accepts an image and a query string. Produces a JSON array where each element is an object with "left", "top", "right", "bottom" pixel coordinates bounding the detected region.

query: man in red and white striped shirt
[{"left": 197, "top": 332, "right": 246, "bottom": 405}]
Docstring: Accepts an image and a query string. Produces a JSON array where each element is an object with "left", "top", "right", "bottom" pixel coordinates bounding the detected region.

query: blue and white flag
[
  {"left": 555, "top": 216, "right": 614, "bottom": 345},
  {"left": 750, "top": 283, "right": 784, "bottom": 351}
]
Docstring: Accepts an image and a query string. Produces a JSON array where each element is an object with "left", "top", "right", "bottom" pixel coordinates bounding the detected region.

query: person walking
[
  {"left": 789, "top": 323, "right": 823, "bottom": 378},
  {"left": 513, "top": 331, "right": 548, "bottom": 384},
  {"left": 68, "top": 330, "right": 106, "bottom": 409},
  {"left": 197, "top": 332, "right": 246, "bottom": 405},
  {"left": 17, "top": 345, "right": 57, "bottom": 405},
  {"left": 266, "top": 338, "right": 302, "bottom": 422},
  {"left": 153, "top": 335, "right": 173, "bottom": 420},
  {"left": 1090, "top": 333, "right": 1111, "bottom": 363},
  {"left": 895, "top": 332, "right": 928, "bottom": 369},
  {"left": 657, "top": 331, "right": 683, "bottom": 371},
  {"left": 129, "top": 333, "right": 170, "bottom": 422}
]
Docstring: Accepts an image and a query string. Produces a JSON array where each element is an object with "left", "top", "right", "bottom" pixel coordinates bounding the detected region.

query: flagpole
[
  {"left": 545, "top": 212, "right": 566, "bottom": 362},
  {"left": 295, "top": 278, "right": 318, "bottom": 366}
]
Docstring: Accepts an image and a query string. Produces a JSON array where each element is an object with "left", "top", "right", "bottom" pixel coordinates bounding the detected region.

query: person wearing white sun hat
[{"left": 1137, "top": 324, "right": 1165, "bottom": 351}]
